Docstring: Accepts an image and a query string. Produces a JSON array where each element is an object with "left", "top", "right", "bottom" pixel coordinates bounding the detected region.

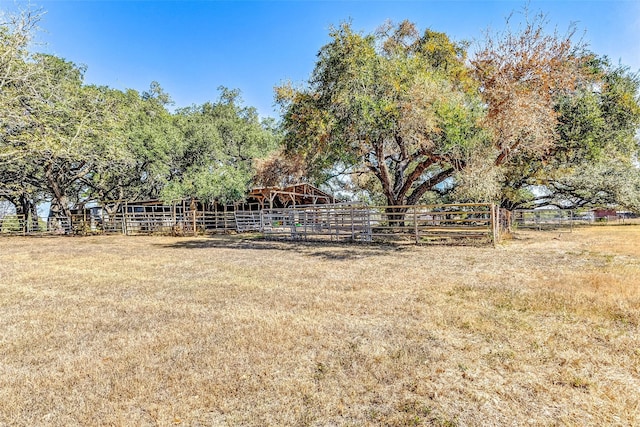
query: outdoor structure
[
  {"left": 99, "top": 199, "right": 236, "bottom": 235},
  {"left": 260, "top": 203, "right": 507, "bottom": 244},
  {"left": 593, "top": 208, "right": 618, "bottom": 222},
  {"left": 0, "top": 184, "right": 335, "bottom": 235},
  {"left": 96, "top": 202, "right": 507, "bottom": 244},
  {"left": 246, "top": 184, "right": 335, "bottom": 209},
  {"left": 0, "top": 184, "right": 513, "bottom": 244},
  {"left": 0, "top": 202, "right": 508, "bottom": 245}
]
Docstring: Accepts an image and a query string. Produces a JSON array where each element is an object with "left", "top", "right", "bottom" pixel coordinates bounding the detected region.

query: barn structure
[{"left": 246, "top": 183, "right": 335, "bottom": 209}]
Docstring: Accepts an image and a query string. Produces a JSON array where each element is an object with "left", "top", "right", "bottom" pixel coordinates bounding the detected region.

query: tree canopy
[
  {"left": 277, "top": 15, "right": 640, "bottom": 211},
  {"left": 163, "top": 88, "right": 279, "bottom": 204},
  {"left": 0, "top": 8, "right": 279, "bottom": 221},
  {"left": 497, "top": 58, "right": 640, "bottom": 209},
  {"left": 1, "top": 6, "right": 639, "bottom": 220},
  {"left": 276, "top": 21, "right": 486, "bottom": 207}
]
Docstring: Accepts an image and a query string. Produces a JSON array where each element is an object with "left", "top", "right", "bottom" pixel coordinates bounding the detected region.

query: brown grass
[{"left": 0, "top": 226, "right": 639, "bottom": 426}]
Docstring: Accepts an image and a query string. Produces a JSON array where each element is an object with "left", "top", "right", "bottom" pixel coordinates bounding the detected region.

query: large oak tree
[{"left": 276, "top": 21, "right": 486, "bottom": 209}]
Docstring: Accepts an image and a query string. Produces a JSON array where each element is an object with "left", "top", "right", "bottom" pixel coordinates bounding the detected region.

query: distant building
[{"left": 592, "top": 208, "right": 617, "bottom": 221}]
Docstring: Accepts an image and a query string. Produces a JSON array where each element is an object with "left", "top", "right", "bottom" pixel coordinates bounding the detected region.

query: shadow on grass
[{"left": 155, "top": 234, "right": 407, "bottom": 261}]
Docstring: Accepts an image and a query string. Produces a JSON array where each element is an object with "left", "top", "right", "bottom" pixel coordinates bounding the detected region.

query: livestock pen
[
  {"left": 260, "top": 203, "right": 507, "bottom": 244},
  {"left": 1, "top": 202, "right": 509, "bottom": 245}
]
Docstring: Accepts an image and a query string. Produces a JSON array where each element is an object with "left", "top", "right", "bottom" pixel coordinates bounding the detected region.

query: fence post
[
  {"left": 172, "top": 201, "right": 177, "bottom": 235},
  {"left": 224, "top": 204, "right": 228, "bottom": 231},
  {"left": 350, "top": 205, "right": 355, "bottom": 241},
  {"left": 570, "top": 210, "right": 574, "bottom": 233},
  {"left": 496, "top": 206, "right": 500, "bottom": 245},
  {"left": 290, "top": 209, "right": 296, "bottom": 239},
  {"left": 123, "top": 201, "right": 128, "bottom": 235},
  {"left": 304, "top": 210, "right": 308, "bottom": 241},
  {"left": 490, "top": 204, "right": 497, "bottom": 247},
  {"left": 192, "top": 208, "right": 196, "bottom": 235},
  {"left": 260, "top": 209, "right": 264, "bottom": 233},
  {"left": 413, "top": 207, "right": 419, "bottom": 244}
]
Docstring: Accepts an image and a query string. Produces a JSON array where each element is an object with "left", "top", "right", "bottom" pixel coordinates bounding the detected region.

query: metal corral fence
[
  {"left": 0, "top": 214, "right": 72, "bottom": 235},
  {"left": 98, "top": 207, "right": 237, "bottom": 235},
  {"left": 511, "top": 209, "right": 594, "bottom": 231},
  {"left": 260, "top": 203, "right": 506, "bottom": 244},
  {"left": 1, "top": 203, "right": 509, "bottom": 244},
  {"left": 0, "top": 209, "right": 236, "bottom": 236}
]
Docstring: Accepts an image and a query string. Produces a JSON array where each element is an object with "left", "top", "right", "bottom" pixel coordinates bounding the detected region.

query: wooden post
[
  {"left": 495, "top": 205, "right": 500, "bottom": 245},
  {"left": 413, "top": 207, "right": 419, "bottom": 244},
  {"left": 190, "top": 199, "right": 197, "bottom": 235},
  {"left": 490, "top": 204, "right": 497, "bottom": 247},
  {"left": 570, "top": 210, "right": 574, "bottom": 233},
  {"left": 351, "top": 205, "right": 355, "bottom": 241},
  {"left": 123, "top": 201, "right": 128, "bottom": 235},
  {"left": 304, "top": 210, "right": 308, "bottom": 241},
  {"left": 212, "top": 202, "right": 217, "bottom": 229},
  {"left": 171, "top": 201, "right": 177, "bottom": 235},
  {"left": 224, "top": 203, "right": 228, "bottom": 231}
]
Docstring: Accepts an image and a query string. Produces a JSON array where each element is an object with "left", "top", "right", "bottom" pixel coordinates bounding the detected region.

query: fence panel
[
  {"left": 512, "top": 209, "right": 584, "bottom": 230},
  {"left": 261, "top": 205, "right": 373, "bottom": 242},
  {"left": 0, "top": 215, "right": 73, "bottom": 235},
  {"left": 122, "top": 211, "right": 175, "bottom": 235},
  {"left": 198, "top": 211, "right": 236, "bottom": 232},
  {"left": 0, "top": 215, "right": 27, "bottom": 235},
  {"left": 235, "top": 211, "right": 262, "bottom": 232},
  {"left": 261, "top": 203, "right": 497, "bottom": 244},
  {"left": 1, "top": 202, "right": 503, "bottom": 244}
]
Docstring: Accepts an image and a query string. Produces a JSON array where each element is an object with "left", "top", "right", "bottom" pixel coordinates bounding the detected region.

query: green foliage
[
  {"left": 85, "top": 83, "right": 180, "bottom": 205},
  {"left": 163, "top": 87, "right": 279, "bottom": 204},
  {"left": 278, "top": 15, "right": 639, "bottom": 211},
  {"left": 278, "top": 21, "right": 487, "bottom": 206},
  {"left": 0, "top": 7, "right": 279, "bottom": 216},
  {"left": 499, "top": 58, "right": 640, "bottom": 210}
]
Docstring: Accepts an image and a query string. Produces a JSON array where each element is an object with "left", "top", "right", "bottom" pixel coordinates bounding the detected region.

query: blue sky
[{"left": 5, "top": 0, "right": 640, "bottom": 118}]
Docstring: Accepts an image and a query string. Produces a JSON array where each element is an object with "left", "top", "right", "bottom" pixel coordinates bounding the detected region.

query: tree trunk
[
  {"left": 14, "top": 196, "right": 27, "bottom": 233},
  {"left": 12, "top": 193, "right": 36, "bottom": 233},
  {"left": 385, "top": 205, "right": 408, "bottom": 229},
  {"left": 29, "top": 196, "right": 39, "bottom": 232},
  {"left": 44, "top": 162, "right": 72, "bottom": 220}
]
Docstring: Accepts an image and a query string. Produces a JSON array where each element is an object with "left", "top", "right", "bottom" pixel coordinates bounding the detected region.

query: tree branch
[{"left": 407, "top": 167, "right": 455, "bottom": 205}]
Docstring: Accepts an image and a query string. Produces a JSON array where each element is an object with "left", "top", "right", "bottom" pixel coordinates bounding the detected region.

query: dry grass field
[{"left": 0, "top": 225, "right": 639, "bottom": 426}]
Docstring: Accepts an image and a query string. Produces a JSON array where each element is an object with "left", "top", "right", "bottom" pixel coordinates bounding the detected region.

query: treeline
[
  {"left": 2, "top": 8, "right": 640, "bottom": 221},
  {"left": 0, "top": 10, "right": 279, "bottom": 220},
  {"left": 275, "top": 19, "right": 640, "bottom": 211}
]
